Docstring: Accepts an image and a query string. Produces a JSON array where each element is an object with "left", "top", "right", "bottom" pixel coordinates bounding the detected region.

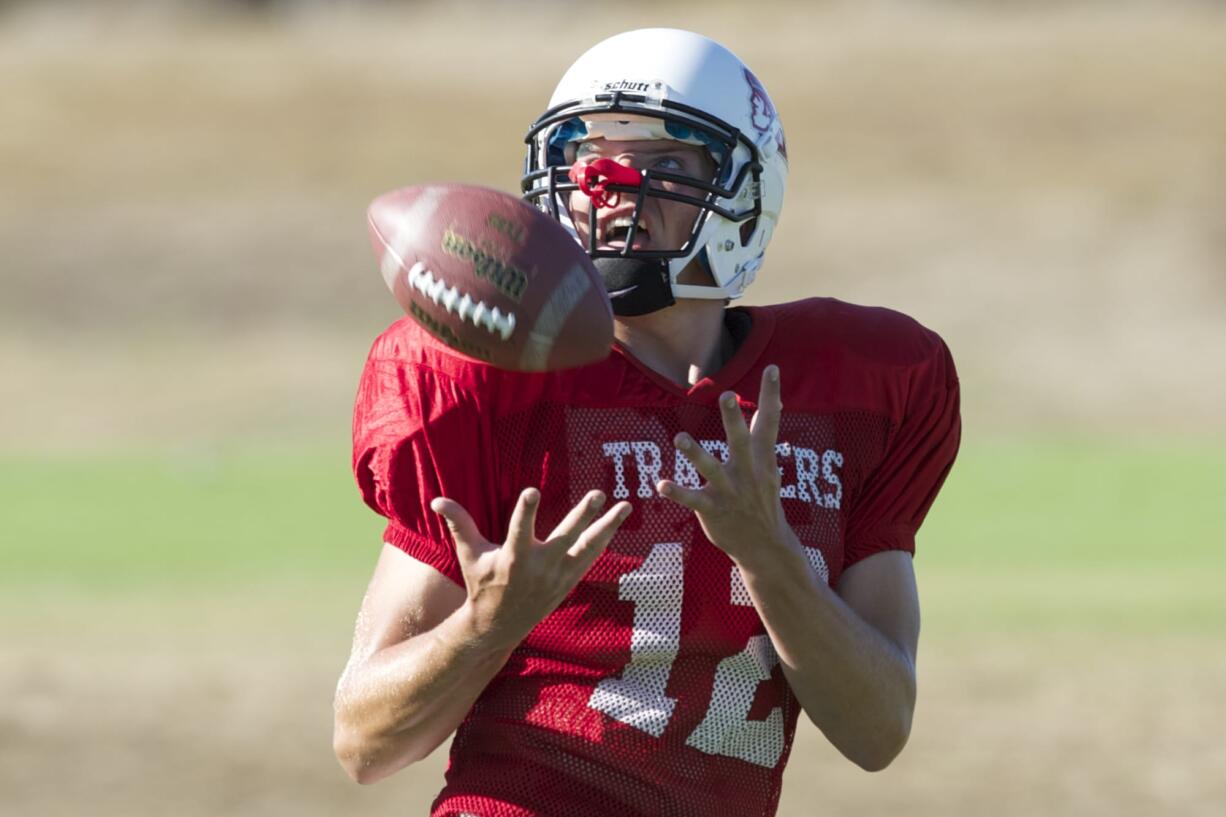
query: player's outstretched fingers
[
  {"left": 431, "top": 496, "right": 488, "bottom": 566},
  {"left": 718, "top": 391, "right": 752, "bottom": 461},
  {"left": 566, "top": 501, "right": 632, "bottom": 566},
  {"left": 656, "top": 479, "right": 717, "bottom": 515},
  {"left": 674, "top": 433, "right": 728, "bottom": 488},
  {"left": 547, "top": 490, "right": 607, "bottom": 546},
  {"left": 506, "top": 487, "right": 542, "bottom": 554},
  {"left": 749, "top": 365, "right": 783, "bottom": 458}
]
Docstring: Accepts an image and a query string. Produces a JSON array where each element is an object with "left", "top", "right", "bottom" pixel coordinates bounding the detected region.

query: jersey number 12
[{"left": 587, "top": 541, "right": 829, "bottom": 769}]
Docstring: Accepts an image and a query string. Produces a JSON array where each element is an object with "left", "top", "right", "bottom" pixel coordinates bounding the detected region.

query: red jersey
[{"left": 352, "top": 298, "right": 961, "bottom": 817}]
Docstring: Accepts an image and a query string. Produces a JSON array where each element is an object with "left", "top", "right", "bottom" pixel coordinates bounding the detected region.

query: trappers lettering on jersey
[{"left": 602, "top": 439, "right": 845, "bottom": 509}]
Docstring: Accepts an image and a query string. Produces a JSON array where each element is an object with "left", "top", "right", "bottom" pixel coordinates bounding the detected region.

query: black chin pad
[{"left": 594, "top": 257, "right": 675, "bottom": 317}]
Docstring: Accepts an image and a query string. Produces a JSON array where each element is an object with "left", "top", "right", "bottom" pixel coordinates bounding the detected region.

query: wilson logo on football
[{"left": 441, "top": 228, "right": 530, "bottom": 303}]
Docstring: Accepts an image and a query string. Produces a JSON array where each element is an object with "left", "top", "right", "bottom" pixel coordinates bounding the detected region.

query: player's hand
[
  {"left": 431, "top": 489, "right": 632, "bottom": 653},
  {"left": 656, "top": 365, "right": 798, "bottom": 569}
]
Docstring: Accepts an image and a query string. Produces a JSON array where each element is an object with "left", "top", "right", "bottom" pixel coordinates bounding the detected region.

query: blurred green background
[{"left": 1, "top": 1, "right": 1223, "bottom": 815}]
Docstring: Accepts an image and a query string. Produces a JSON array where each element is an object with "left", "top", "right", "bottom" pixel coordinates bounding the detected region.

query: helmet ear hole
[{"left": 739, "top": 217, "right": 758, "bottom": 247}]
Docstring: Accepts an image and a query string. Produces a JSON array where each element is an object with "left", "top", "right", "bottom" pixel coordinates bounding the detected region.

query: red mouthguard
[{"left": 567, "top": 158, "right": 644, "bottom": 209}]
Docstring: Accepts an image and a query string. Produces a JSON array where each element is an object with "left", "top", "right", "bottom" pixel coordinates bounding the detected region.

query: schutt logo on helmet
[{"left": 602, "top": 79, "right": 653, "bottom": 93}]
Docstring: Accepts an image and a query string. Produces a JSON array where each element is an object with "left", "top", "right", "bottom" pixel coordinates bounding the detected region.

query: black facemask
[{"left": 594, "top": 257, "right": 676, "bottom": 317}]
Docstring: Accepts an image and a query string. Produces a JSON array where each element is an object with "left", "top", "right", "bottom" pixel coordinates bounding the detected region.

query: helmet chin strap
[
  {"left": 595, "top": 257, "right": 728, "bottom": 317},
  {"left": 593, "top": 257, "right": 676, "bottom": 317}
]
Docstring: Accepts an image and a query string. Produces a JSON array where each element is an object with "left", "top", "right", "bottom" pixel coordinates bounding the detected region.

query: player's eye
[
  {"left": 566, "top": 142, "right": 595, "bottom": 164},
  {"left": 653, "top": 155, "right": 685, "bottom": 171}
]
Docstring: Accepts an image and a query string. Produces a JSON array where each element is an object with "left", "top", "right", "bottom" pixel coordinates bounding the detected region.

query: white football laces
[{"left": 406, "top": 261, "right": 517, "bottom": 341}]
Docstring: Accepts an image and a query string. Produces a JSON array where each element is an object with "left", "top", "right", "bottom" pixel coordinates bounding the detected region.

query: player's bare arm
[
  {"left": 657, "top": 365, "right": 920, "bottom": 771},
  {"left": 333, "top": 546, "right": 477, "bottom": 783},
  {"left": 333, "top": 489, "right": 632, "bottom": 783}
]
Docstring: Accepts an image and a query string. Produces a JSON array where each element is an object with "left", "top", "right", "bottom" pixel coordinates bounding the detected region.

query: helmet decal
[{"left": 744, "top": 67, "right": 787, "bottom": 160}]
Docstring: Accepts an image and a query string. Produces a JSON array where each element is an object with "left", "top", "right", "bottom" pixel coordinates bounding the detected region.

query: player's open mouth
[{"left": 600, "top": 216, "right": 651, "bottom": 250}]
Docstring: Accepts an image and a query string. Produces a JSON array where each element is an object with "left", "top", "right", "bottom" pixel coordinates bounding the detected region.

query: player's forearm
[
  {"left": 333, "top": 604, "right": 514, "bottom": 784},
  {"left": 736, "top": 543, "right": 916, "bottom": 772}
]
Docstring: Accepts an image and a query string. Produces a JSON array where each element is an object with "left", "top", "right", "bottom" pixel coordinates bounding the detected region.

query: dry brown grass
[
  {"left": 2, "top": 3, "right": 1225, "bottom": 445},
  {"left": 3, "top": 591, "right": 1223, "bottom": 817}
]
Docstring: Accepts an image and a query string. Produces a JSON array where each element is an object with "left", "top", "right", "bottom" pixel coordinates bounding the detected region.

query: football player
[{"left": 335, "top": 28, "right": 960, "bottom": 817}]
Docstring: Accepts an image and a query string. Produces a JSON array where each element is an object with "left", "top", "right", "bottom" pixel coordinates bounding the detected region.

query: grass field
[
  {"left": 2, "top": 439, "right": 1223, "bottom": 816},
  {"left": 3, "top": 1, "right": 1225, "bottom": 815},
  {"left": 3, "top": 437, "right": 1223, "bottom": 618}
]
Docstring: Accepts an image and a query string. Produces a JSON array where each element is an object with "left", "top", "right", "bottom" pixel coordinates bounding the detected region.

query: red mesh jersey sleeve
[
  {"left": 843, "top": 331, "right": 961, "bottom": 568},
  {"left": 351, "top": 336, "right": 502, "bottom": 586}
]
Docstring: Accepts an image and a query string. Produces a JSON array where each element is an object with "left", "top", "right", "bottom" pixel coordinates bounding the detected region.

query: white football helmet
[{"left": 522, "top": 28, "right": 788, "bottom": 307}]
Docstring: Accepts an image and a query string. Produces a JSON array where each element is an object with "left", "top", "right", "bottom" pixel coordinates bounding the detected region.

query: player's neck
[{"left": 614, "top": 299, "right": 732, "bottom": 387}]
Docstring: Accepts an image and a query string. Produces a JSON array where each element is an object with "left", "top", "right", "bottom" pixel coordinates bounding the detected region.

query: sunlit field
[
  {"left": 2, "top": 2, "right": 1224, "bottom": 815},
  {"left": 3, "top": 440, "right": 1222, "bottom": 816},
  {"left": 4, "top": 439, "right": 1222, "bottom": 620}
]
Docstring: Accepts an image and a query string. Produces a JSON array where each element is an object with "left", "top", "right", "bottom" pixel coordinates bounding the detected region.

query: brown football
[{"left": 367, "top": 184, "right": 613, "bottom": 372}]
